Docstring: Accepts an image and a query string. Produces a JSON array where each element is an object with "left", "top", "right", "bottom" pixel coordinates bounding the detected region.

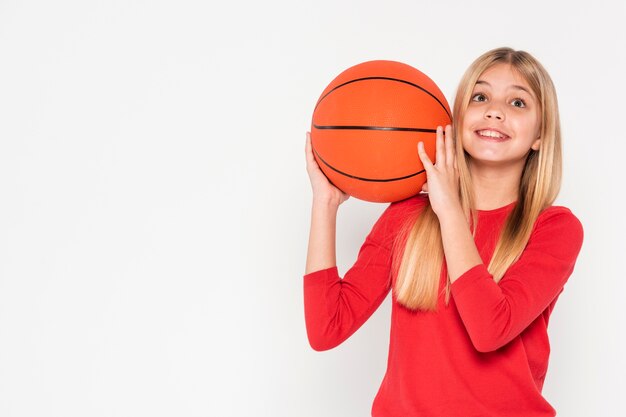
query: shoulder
[
  {"left": 535, "top": 205, "right": 583, "bottom": 235},
  {"left": 367, "top": 193, "right": 429, "bottom": 246},
  {"left": 386, "top": 193, "right": 429, "bottom": 219},
  {"left": 382, "top": 193, "right": 429, "bottom": 229},
  {"left": 530, "top": 205, "right": 584, "bottom": 255}
]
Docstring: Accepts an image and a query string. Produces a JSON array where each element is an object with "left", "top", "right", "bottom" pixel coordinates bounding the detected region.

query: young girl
[{"left": 303, "top": 47, "right": 584, "bottom": 417}]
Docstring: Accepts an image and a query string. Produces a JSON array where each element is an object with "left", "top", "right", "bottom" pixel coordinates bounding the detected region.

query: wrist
[
  {"left": 312, "top": 197, "right": 342, "bottom": 210},
  {"left": 436, "top": 202, "right": 466, "bottom": 225}
]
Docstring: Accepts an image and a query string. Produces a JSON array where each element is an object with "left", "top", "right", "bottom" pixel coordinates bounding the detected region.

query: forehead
[{"left": 474, "top": 63, "right": 534, "bottom": 95}]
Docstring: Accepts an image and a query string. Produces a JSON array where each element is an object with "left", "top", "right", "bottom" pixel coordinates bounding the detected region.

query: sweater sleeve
[
  {"left": 303, "top": 199, "right": 417, "bottom": 351},
  {"left": 450, "top": 207, "right": 584, "bottom": 353}
]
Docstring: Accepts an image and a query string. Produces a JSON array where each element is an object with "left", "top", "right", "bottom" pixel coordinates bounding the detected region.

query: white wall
[{"left": 0, "top": 0, "right": 624, "bottom": 416}]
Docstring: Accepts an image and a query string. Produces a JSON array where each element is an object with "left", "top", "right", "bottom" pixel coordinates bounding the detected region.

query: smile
[{"left": 475, "top": 129, "right": 511, "bottom": 142}]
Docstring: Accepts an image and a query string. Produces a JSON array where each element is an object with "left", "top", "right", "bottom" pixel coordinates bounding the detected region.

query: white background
[{"left": 1, "top": 0, "right": 624, "bottom": 416}]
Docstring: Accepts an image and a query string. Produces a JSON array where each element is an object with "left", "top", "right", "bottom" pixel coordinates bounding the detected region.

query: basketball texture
[{"left": 311, "top": 60, "right": 451, "bottom": 203}]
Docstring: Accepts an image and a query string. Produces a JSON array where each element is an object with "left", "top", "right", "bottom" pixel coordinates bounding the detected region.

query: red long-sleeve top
[{"left": 303, "top": 194, "right": 584, "bottom": 417}]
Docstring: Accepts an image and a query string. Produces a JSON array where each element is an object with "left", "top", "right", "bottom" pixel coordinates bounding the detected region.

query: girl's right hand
[{"left": 305, "top": 132, "right": 350, "bottom": 206}]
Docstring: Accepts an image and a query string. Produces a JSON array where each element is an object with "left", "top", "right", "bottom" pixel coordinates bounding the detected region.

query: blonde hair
[{"left": 392, "top": 47, "right": 562, "bottom": 311}]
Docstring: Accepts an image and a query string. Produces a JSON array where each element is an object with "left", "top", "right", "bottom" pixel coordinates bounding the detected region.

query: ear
[{"left": 531, "top": 138, "right": 541, "bottom": 151}]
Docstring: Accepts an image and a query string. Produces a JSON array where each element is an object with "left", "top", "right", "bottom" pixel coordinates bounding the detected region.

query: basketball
[{"left": 310, "top": 60, "right": 451, "bottom": 203}]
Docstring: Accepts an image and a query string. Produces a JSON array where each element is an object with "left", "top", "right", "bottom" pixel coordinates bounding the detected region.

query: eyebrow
[{"left": 475, "top": 80, "right": 532, "bottom": 95}]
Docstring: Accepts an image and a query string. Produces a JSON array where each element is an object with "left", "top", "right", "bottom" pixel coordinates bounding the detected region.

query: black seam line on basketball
[
  {"left": 312, "top": 146, "right": 425, "bottom": 183},
  {"left": 314, "top": 76, "right": 451, "bottom": 120},
  {"left": 313, "top": 124, "right": 436, "bottom": 133}
]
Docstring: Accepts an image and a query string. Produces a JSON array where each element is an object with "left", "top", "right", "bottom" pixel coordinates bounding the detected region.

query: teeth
[{"left": 478, "top": 130, "right": 506, "bottom": 138}]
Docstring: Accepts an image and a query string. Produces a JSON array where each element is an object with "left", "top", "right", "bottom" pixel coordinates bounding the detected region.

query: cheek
[
  {"left": 460, "top": 113, "right": 478, "bottom": 134},
  {"left": 521, "top": 115, "right": 541, "bottom": 139},
  {"left": 530, "top": 110, "right": 542, "bottom": 136},
  {"left": 534, "top": 118, "right": 542, "bottom": 138}
]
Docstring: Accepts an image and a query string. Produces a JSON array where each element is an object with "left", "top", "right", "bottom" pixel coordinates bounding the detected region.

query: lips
[{"left": 475, "top": 128, "right": 511, "bottom": 142}]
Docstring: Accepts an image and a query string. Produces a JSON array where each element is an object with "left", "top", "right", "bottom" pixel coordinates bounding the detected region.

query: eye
[
  {"left": 471, "top": 93, "right": 487, "bottom": 102},
  {"left": 511, "top": 98, "right": 526, "bottom": 108}
]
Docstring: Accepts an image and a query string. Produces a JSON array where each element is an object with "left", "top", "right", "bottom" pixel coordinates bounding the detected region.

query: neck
[{"left": 468, "top": 160, "right": 524, "bottom": 210}]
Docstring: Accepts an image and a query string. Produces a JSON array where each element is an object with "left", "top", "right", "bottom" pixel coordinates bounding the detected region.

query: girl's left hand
[{"left": 417, "top": 124, "right": 462, "bottom": 217}]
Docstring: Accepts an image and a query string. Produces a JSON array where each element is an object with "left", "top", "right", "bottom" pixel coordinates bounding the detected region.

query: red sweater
[{"left": 303, "top": 194, "right": 584, "bottom": 417}]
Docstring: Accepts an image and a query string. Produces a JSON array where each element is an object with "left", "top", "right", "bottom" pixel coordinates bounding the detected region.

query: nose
[{"left": 484, "top": 105, "right": 504, "bottom": 121}]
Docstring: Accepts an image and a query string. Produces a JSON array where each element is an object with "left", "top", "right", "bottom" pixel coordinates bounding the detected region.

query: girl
[{"left": 303, "top": 47, "right": 584, "bottom": 417}]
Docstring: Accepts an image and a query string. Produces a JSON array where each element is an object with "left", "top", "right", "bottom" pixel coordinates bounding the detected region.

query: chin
[{"left": 469, "top": 157, "right": 506, "bottom": 166}]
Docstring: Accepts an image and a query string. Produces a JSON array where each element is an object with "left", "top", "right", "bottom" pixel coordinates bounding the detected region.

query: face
[{"left": 461, "top": 63, "right": 541, "bottom": 168}]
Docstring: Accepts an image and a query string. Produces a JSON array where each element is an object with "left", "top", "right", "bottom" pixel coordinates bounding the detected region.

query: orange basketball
[{"left": 310, "top": 60, "right": 451, "bottom": 203}]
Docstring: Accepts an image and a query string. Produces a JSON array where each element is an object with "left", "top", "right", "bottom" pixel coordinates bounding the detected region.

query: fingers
[
  {"left": 419, "top": 125, "right": 456, "bottom": 176},
  {"left": 305, "top": 131, "right": 310, "bottom": 156},
  {"left": 417, "top": 141, "right": 433, "bottom": 171},
  {"left": 444, "top": 125, "right": 455, "bottom": 168},
  {"left": 435, "top": 125, "right": 445, "bottom": 166},
  {"left": 305, "top": 132, "right": 317, "bottom": 174},
  {"left": 305, "top": 132, "right": 315, "bottom": 165}
]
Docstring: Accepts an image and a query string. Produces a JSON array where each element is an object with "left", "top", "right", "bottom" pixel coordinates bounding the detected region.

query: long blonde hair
[{"left": 392, "top": 47, "right": 562, "bottom": 311}]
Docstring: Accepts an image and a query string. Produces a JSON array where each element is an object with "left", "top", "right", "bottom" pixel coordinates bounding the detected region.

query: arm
[
  {"left": 303, "top": 131, "right": 398, "bottom": 351},
  {"left": 304, "top": 132, "right": 349, "bottom": 274},
  {"left": 304, "top": 200, "right": 414, "bottom": 351},
  {"left": 449, "top": 208, "right": 584, "bottom": 352},
  {"left": 415, "top": 125, "right": 484, "bottom": 284},
  {"left": 305, "top": 200, "right": 340, "bottom": 274},
  {"left": 304, "top": 128, "right": 372, "bottom": 350},
  {"left": 416, "top": 126, "right": 584, "bottom": 352}
]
